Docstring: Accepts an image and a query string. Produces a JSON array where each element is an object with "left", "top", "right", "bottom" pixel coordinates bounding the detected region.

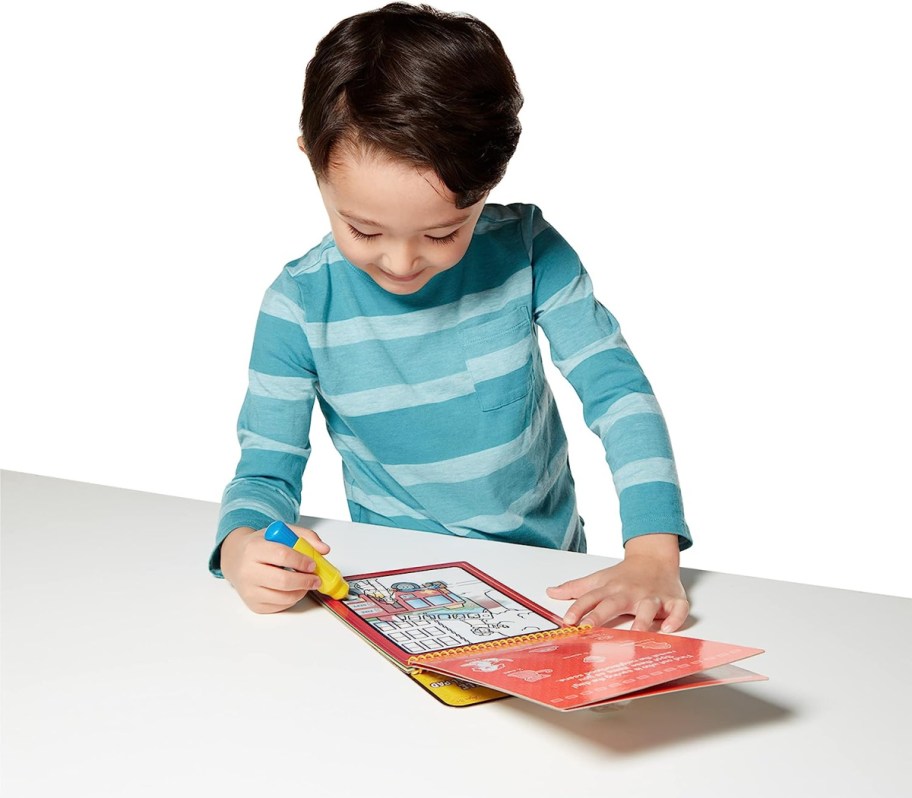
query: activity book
[{"left": 312, "top": 561, "right": 766, "bottom": 710}]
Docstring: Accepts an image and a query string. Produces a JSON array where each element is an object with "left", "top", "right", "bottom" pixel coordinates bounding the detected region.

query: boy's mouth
[{"left": 379, "top": 268, "right": 426, "bottom": 283}]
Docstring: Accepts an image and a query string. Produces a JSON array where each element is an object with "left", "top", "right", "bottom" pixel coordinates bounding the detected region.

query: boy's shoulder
[
  {"left": 476, "top": 201, "right": 552, "bottom": 234},
  {"left": 281, "top": 231, "right": 340, "bottom": 280},
  {"left": 475, "top": 202, "right": 553, "bottom": 254},
  {"left": 477, "top": 201, "right": 542, "bottom": 227},
  {"left": 256, "top": 233, "right": 340, "bottom": 316}
]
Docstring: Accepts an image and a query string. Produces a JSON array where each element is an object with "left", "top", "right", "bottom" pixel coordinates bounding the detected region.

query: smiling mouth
[{"left": 379, "top": 268, "right": 425, "bottom": 283}]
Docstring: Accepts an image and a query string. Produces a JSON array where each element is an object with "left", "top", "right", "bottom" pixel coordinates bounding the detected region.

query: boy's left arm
[
  {"left": 524, "top": 206, "right": 691, "bottom": 631},
  {"left": 546, "top": 533, "right": 689, "bottom": 632}
]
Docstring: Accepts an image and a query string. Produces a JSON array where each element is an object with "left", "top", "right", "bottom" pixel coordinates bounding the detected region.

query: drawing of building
[{"left": 346, "top": 579, "right": 483, "bottom": 621}]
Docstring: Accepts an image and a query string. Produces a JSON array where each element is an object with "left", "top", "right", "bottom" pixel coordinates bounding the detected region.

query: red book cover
[{"left": 410, "top": 625, "right": 765, "bottom": 711}]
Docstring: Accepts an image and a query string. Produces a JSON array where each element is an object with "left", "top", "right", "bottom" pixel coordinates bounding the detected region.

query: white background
[{"left": 2, "top": 1, "right": 909, "bottom": 598}]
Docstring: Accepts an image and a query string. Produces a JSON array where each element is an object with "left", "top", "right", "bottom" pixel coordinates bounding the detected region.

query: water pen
[{"left": 263, "top": 520, "right": 349, "bottom": 599}]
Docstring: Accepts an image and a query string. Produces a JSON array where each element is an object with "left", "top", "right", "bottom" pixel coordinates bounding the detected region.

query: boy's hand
[
  {"left": 220, "top": 524, "right": 331, "bottom": 614},
  {"left": 546, "top": 533, "right": 689, "bottom": 633}
]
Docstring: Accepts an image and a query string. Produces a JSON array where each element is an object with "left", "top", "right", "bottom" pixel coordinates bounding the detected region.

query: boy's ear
[{"left": 296, "top": 136, "right": 308, "bottom": 154}]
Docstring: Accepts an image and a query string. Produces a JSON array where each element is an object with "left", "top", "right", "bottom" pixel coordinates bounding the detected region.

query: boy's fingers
[
  {"left": 563, "top": 588, "right": 613, "bottom": 626},
  {"left": 630, "top": 596, "right": 662, "bottom": 631},
  {"left": 659, "top": 598, "right": 690, "bottom": 633},
  {"left": 286, "top": 524, "right": 331, "bottom": 554},
  {"left": 267, "top": 566, "right": 322, "bottom": 593},
  {"left": 258, "top": 540, "right": 317, "bottom": 573},
  {"left": 247, "top": 587, "right": 313, "bottom": 614},
  {"left": 547, "top": 573, "right": 600, "bottom": 599},
  {"left": 577, "top": 594, "right": 628, "bottom": 628},
  {"left": 248, "top": 558, "right": 319, "bottom": 591}
]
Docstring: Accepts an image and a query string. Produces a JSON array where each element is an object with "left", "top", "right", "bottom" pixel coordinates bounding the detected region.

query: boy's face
[{"left": 313, "top": 144, "right": 486, "bottom": 295}]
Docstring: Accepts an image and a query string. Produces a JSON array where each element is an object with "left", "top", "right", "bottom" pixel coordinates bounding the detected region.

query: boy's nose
[{"left": 381, "top": 247, "right": 421, "bottom": 276}]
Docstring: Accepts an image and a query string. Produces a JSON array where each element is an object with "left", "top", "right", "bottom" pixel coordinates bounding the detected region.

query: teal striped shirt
[{"left": 210, "top": 203, "right": 690, "bottom": 576}]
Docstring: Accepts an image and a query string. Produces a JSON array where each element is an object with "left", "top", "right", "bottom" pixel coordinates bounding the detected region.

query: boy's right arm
[
  {"left": 220, "top": 524, "right": 332, "bottom": 613},
  {"left": 214, "top": 272, "right": 322, "bottom": 605}
]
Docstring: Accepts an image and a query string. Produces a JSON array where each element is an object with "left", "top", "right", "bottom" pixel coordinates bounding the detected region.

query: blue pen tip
[{"left": 264, "top": 521, "right": 298, "bottom": 548}]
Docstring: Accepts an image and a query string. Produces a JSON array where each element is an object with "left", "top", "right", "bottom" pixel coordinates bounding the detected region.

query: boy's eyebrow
[{"left": 338, "top": 210, "right": 472, "bottom": 230}]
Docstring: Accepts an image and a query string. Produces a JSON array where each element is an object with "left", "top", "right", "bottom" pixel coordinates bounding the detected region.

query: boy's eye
[
  {"left": 426, "top": 231, "right": 459, "bottom": 245},
  {"left": 346, "top": 224, "right": 458, "bottom": 245},
  {"left": 348, "top": 225, "right": 379, "bottom": 241}
]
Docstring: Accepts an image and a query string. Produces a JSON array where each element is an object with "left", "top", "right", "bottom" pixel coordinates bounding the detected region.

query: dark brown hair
[{"left": 299, "top": 3, "right": 523, "bottom": 208}]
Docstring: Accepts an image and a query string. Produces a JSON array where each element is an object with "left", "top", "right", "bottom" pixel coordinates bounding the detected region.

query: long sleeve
[
  {"left": 525, "top": 206, "right": 691, "bottom": 549},
  {"left": 209, "top": 271, "right": 320, "bottom": 576}
]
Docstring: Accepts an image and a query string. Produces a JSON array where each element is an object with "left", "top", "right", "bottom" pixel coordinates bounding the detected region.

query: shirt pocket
[{"left": 458, "top": 306, "right": 534, "bottom": 411}]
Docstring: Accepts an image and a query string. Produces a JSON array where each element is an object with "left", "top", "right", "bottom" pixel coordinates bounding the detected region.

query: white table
[{"left": 2, "top": 470, "right": 910, "bottom": 797}]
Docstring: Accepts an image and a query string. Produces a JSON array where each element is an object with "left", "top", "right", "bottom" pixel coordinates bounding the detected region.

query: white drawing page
[{"left": 342, "top": 566, "right": 560, "bottom": 656}]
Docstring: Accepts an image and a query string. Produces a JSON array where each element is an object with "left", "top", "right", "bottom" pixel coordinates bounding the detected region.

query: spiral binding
[{"left": 407, "top": 624, "right": 592, "bottom": 668}]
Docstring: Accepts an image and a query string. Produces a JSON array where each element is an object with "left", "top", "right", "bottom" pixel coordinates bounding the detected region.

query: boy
[{"left": 212, "top": 3, "right": 691, "bottom": 632}]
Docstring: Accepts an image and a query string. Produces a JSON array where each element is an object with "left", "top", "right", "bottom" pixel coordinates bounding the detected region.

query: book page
[{"left": 326, "top": 563, "right": 561, "bottom": 665}]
